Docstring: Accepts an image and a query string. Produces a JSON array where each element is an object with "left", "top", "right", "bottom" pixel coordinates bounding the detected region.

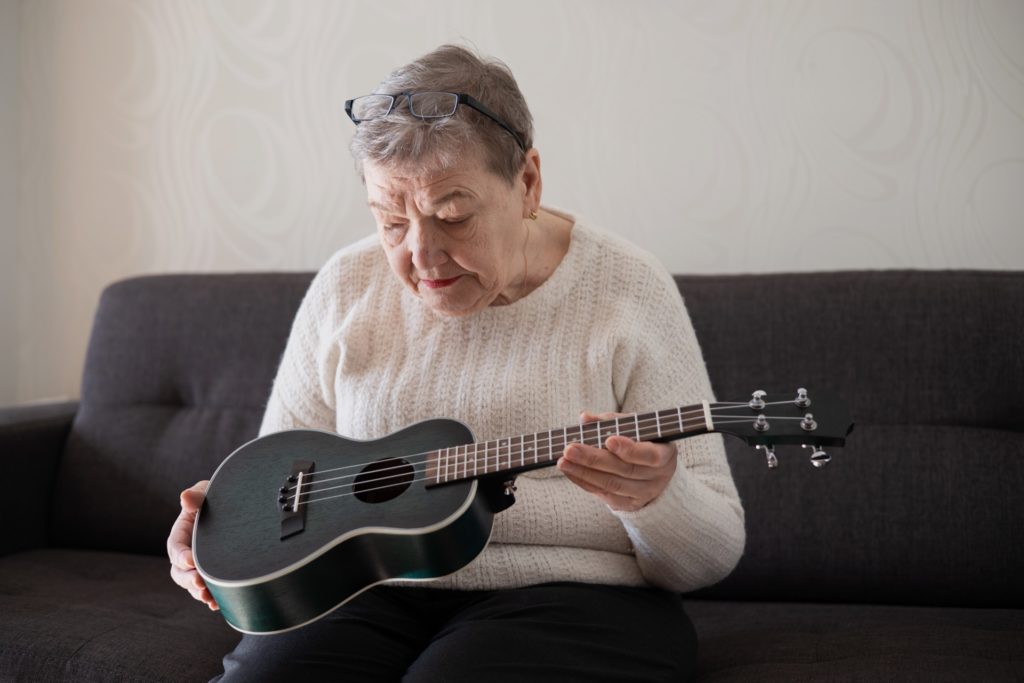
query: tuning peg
[
  {"left": 756, "top": 444, "right": 778, "bottom": 469},
  {"left": 802, "top": 444, "right": 831, "bottom": 467},
  {"left": 800, "top": 413, "right": 817, "bottom": 431},
  {"left": 749, "top": 390, "right": 767, "bottom": 410},
  {"left": 795, "top": 388, "right": 811, "bottom": 408},
  {"left": 753, "top": 414, "right": 770, "bottom": 432}
]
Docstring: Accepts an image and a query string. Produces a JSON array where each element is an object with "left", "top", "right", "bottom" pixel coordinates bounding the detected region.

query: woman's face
[{"left": 364, "top": 150, "right": 539, "bottom": 317}]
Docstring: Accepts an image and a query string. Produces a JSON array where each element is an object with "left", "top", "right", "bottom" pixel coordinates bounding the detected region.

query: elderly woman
[{"left": 168, "top": 45, "right": 745, "bottom": 682}]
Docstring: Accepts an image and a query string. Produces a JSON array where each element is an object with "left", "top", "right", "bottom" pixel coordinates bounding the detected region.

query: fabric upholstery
[
  {"left": 0, "top": 401, "right": 78, "bottom": 556},
  {"left": 683, "top": 598, "right": 1024, "bottom": 682},
  {"left": 677, "top": 271, "right": 1024, "bottom": 608},
  {"left": 50, "top": 274, "right": 313, "bottom": 555},
  {"left": 0, "top": 549, "right": 239, "bottom": 682}
]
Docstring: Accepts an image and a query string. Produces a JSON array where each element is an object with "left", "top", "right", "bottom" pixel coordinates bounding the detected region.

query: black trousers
[{"left": 212, "top": 582, "right": 697, "bottom": 682}]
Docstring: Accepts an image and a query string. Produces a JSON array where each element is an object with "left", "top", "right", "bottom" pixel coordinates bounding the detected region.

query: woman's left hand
[{"left": 557, "top": 410, "right": 678, "bottom": 512}]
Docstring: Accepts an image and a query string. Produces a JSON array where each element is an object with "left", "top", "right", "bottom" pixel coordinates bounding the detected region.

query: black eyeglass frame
[{"left": 345, "top": 92, "right": 528, "bottom": 152}]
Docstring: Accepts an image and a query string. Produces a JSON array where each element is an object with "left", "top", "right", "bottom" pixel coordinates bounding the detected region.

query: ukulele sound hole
[{"left": 353, "top": 458, "right": 415, "bottom": 504}]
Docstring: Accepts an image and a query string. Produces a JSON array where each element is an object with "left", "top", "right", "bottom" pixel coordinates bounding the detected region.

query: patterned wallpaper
[{"left": 6, "top": 0, "right": 1024, "bottom": 406}]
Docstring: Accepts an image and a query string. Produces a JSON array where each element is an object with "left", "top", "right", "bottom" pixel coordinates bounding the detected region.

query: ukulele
[{"left": 193, "top": 387, "right": 853, "bottom": 634}]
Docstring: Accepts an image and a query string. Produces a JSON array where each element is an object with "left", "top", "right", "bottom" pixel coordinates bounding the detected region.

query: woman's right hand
[{"left": 167, "top": 480, "right": 219, "bottom": 610}]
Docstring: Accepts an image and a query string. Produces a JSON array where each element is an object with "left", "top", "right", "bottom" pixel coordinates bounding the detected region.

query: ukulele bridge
[{"left": 279, "top": 459, "right": 314, "bottom": 540}]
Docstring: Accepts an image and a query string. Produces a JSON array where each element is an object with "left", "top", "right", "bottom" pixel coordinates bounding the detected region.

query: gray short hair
[{"left": 348, "top": 45, "right": 534, "bottom": 186}]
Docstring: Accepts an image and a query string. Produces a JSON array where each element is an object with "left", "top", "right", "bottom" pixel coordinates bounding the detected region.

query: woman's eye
[{"left": 443, "top": 216, "right": 470, "bottom": 226}]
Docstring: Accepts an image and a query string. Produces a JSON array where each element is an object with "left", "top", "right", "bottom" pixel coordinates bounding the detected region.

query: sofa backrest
[
  {"left": 51, "top": 274, "right": 314, "bottom": 555},
  {"left": 53, "top": 270, "right": 1023, "bottom": 608},
  {"left": 678, "top": 271, "right": 1023, "bottom": 608}
]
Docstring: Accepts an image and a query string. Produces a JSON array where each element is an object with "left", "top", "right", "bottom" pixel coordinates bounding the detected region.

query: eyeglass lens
[
  {"left": 408, "top": 92, "right": 459, "bottom": 118},
  {"left": 350, "top": 95, "right": 395, "bottom": 121}
]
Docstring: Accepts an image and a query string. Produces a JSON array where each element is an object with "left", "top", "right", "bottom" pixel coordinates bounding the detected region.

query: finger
[
  {"left": 170, "top": 564, "right": 206, "bottom": 593},
  {"left": 558, "top": 466, "right": 641, "bottom": 511},
  {"left": 605, "top": 437, "right": 675, "bottom": 468},
  {"left": 167, "top": 511, "right": 197, "bottom": 568},
  {"left": 167, "top": 481, "right": 209, "bottom": 566},
  {"left": 558, "top": 454, "right": 641, "bottom": 499},
  {"left": 563, "top": 442, "right": 653, "bottom": 481},
  {"left": 579, "top": 410, "right": 625, "bottom": 424},
  {"left": 180, "top": 480, "right": 210, "bottom": 513},
  {"left": 171, "top": 566, "right": 219, "bottom": 609}
]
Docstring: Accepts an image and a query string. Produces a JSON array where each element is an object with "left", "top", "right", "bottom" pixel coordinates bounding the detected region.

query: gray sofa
[{"left": 1, "top": 270, "right": 1021, "bottom": 681}]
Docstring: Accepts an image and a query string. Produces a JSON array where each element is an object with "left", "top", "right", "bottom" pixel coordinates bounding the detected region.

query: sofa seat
[
  {"left": 684, "top": 599, "right": 1024, "bottom": 682},
  {"left": 0, "top": 549, "right": 239, "bottom": 682}
]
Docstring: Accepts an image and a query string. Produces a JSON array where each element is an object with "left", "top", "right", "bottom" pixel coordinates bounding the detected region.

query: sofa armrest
[{"left": 0, "top": 400, "right": 79, "bottom": 556}]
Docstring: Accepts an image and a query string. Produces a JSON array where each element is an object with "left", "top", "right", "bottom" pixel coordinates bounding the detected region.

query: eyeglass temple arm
[{"left": 459, "top": 94, "right": 528, "bottom": 152}]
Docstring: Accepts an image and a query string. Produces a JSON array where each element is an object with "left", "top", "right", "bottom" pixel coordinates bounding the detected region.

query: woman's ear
[{"left": 520, "top": 148, "right": 542, "bottom": 216}]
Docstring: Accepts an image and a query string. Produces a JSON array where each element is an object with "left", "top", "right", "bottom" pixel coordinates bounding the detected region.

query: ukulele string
[
  {"left": 283, "top": 399, "right": 796, "bottom": 488},
  {"left": 287, "top": 408, "right": 811, "bottom": 508},
  {"left": 284, "top": 401, "right": 802, "bottom": 491},
  {"left": 286, "top": 409, "right": 716, "bottom": 500}
]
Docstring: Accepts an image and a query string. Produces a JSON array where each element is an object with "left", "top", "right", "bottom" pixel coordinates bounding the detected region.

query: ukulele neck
[{"left": 424, "top": 402, "right": 713, "bottom": 487}]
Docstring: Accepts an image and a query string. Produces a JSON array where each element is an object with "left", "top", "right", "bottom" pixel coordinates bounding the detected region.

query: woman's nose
[{"left": 408, "top": 221, "right": 445, "bottom": 272}]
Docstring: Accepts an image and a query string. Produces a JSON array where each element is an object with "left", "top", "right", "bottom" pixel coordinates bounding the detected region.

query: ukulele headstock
[{"left": 711, "top": 387, "right": 854, "bottom": 468}]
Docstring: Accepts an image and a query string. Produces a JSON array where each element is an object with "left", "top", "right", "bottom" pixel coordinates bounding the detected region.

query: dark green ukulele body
[{"left": 193, "top": 420, "right": 510, "bottom": 635}]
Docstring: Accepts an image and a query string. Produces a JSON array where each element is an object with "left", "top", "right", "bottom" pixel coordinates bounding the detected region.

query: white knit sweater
[{"left": 258, "top": 215, "right": 746, "bottom": 592}]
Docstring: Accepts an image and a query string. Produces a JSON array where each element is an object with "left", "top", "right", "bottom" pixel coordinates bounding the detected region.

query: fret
[
  {"left": 582, "top": 421, "right": 599, "bottom": 449},
  {"left": 656, "top": 410, "right": 662, "bottom": 438},
  {"left": 490, "top": 440, "right": 500, "bottom": 475},
  {"left": 633, "top": 413, "right": 640, "bottom": 440},
  {"left": 478, "top": 441, "right": 489, "bottom": 476}
]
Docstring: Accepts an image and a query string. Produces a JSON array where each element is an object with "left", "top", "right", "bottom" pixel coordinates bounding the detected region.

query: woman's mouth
[{"left": 420, "top": 276, "right": 460, "bottom": 289}]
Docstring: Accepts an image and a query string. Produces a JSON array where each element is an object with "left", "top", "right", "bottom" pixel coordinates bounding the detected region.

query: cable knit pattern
[{"left": 258, "top": 213, "right": 746, "bottom": 592}]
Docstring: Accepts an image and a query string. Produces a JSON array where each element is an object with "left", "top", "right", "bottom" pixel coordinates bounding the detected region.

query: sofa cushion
[
  {"left": 50, "top": 274, "right": 314, "bottom": 555},
  {"left": 678, "top": 271, "right": 1024, "bottom": 608},
  {"left": 684, "top": 598, "right": 1024, "bottom": 681},
  {"left": 0, "top": 549, "right": 239, "bottom": 682}
]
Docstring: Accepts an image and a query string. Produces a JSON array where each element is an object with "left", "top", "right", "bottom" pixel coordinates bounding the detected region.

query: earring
[{"left": 528, "top": 210, "right": 538, "bottom": 220}]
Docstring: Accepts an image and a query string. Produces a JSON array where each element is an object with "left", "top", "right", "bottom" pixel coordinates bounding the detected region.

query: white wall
[
  {"left": 0, "top": 0, "right": 18, "bottom": 408},
  {"left": 7, "top": 0, "right": 1024, "bottom": 406}
]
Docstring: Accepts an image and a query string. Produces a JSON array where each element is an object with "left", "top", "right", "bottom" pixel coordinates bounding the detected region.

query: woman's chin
[{"left": 416, "top": 283, "right": 489, "bottom": 317}]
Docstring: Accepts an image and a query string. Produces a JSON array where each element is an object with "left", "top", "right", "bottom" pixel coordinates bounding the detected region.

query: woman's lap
[{"left": 213, "top": 582, "right": 696, "bottom": 682}]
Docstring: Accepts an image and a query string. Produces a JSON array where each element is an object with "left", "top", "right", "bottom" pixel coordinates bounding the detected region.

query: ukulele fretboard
[{"left": 425, "top": 403, "right": 714, "bottom": 486}]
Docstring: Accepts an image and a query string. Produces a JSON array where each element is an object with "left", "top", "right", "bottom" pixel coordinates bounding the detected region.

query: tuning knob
[
  {"left": 753, "top": 414, "right": 770, "bottom": 432},
  {"left": 749, "top": 390, "right": 767, "bottom": 410},
  {"left": 756, "top": 444, "right": 778, "bottom": 469},
  {"left": 801, "top": 413, "right": 817, "bottom": 431},
  {"left": 802, "top": 444, "right": 831, "bottom": 467},
  {"left": 795, "top": 388, "right": 811, "bottom": 408}
]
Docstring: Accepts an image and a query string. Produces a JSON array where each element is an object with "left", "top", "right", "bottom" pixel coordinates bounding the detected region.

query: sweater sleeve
[
  {"left": 609, "top": 262, "right": 746, "bottom": 592},
  {"left": 258, "top": 260, "right": 343, "bottom": 437}
]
